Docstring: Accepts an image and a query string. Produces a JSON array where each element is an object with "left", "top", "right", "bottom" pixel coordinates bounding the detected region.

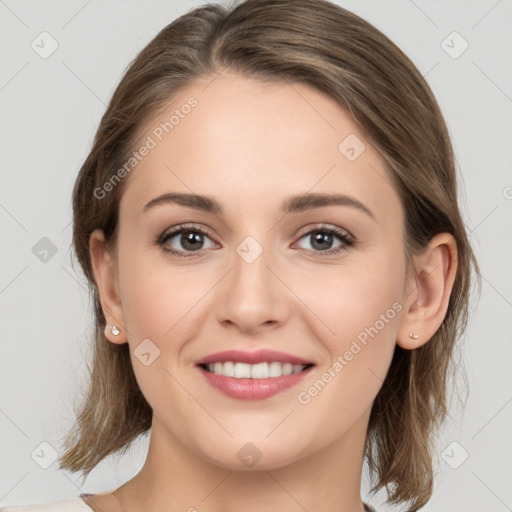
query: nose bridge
[
  {"left": 215, "top": 233, "right": 288, "bottom": 331},
  {"left": 235, "top": 235, "right": 273, "bottom": 286},
  {"left": 231, "top": 233, "right": 275, "bottom": 304}
]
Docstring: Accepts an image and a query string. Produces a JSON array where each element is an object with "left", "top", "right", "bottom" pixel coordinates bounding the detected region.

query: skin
[{"left": 86, "top": 71, "right": 458, "bottom": 512}]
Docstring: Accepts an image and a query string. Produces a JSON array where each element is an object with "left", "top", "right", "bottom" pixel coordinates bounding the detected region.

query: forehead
[{"left": 120, "top": 72, "right": 401, "bottom": 223}]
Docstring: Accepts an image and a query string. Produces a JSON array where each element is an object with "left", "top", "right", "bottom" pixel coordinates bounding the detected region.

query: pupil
[{"left": 312, "top": 231, "right": 332, "bottom": 251}]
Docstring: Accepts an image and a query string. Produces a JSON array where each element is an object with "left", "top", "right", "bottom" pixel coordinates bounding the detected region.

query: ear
[
  {"left": 397, "top": 233, "right": 458, "bottom": 349},
  {"left": 89, "top": 228, "right": 127, "bottom": 345}
]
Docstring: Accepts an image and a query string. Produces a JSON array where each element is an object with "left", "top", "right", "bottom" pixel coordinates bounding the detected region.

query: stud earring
[
  {"left": 109, "top": 325, "right": 121, "bottom": 336},
  {"left": 408, "top": 332, "right": 419, "bottom": 340}
]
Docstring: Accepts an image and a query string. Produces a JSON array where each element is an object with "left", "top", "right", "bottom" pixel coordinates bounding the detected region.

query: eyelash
[{"left": 156, "top": 223, "right": 355, "bottom": 259}]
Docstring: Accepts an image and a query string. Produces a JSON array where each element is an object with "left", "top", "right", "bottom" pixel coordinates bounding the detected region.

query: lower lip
[{"left": 197, "top": 365, "right": 313, "bottom": 400}]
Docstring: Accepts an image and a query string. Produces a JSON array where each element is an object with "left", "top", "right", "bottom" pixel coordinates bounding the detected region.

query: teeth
[
  {"left": 251, "top": 362, "right": 269, "bottom": 379},
  {"left": 234, "top": 362, "right": 251, "bottom": 378},
  {"left": 204, "top": 361, "right": 307, "bottom": 378}
]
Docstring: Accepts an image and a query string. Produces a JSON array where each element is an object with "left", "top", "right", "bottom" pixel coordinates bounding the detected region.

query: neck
[{"left": 113, "top": 411, "right": 370, "bottom": 512}]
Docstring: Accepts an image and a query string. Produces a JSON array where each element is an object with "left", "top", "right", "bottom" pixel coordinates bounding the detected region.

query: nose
[{"left": 215, "top": 239, "right": 291, "bottom": 335}]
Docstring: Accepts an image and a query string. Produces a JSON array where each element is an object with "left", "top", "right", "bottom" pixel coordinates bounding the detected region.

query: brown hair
[{"left": 59, "top": 0, "right": 480, "bottom": 509}]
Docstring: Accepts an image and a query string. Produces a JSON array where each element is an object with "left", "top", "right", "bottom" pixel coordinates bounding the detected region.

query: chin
[{"left": 190, "top": 433, "right": 314, "bottom": 472}]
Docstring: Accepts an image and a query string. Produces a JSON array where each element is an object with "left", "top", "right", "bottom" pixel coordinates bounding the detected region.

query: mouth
[
  {"left": 198, "top": 361, "right": 314, "bottom": 378},
  {"left": 195, "top": 350, "right": 315, "bottom": 400}
]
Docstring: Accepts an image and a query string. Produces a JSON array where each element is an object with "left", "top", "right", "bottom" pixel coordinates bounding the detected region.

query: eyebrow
[{"left": 143, "top": 192, "right": 376, "bottom": 220}]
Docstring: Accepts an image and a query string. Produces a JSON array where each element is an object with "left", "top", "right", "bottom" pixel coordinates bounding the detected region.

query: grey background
[{"left": 1, "top": 0, "right": 511, "bottom": 510}]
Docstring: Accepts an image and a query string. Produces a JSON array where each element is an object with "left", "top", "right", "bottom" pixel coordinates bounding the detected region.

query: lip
[
  {"left": 197, "top": 364, "right": 314, "bottom": 400},
  {"left": 195, "top": 349, "right": 314, "bottom": 366}
]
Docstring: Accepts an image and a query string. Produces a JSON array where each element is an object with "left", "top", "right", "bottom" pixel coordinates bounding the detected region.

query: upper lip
[{"left": 196, "top": 349, "right": 314, "bottom": 366}]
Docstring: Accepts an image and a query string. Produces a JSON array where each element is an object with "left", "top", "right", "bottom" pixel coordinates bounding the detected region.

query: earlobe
[
  {"left": 89, "top": 228, "right": 127, "bottom": 344},
  {"left": 397, "top": 233, "right": 458, "bottom": 350}
]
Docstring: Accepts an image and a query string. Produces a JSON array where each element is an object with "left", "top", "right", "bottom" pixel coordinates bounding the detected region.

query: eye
[
  {"left": 156, "top": 223, "right": 355, "bottom": 259},
  {"left": 294, "top": 225, "right": 354, "bottom": 257},
  {"left": 157, "top": 224, "right": 217, "bottom": 257}
]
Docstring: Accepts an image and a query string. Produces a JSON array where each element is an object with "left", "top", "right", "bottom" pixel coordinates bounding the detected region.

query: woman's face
[{"left": 101, "top": 72, "right": 416, "bottom": 469}]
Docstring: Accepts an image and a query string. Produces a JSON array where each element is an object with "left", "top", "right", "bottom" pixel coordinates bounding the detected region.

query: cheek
[
  {"left": 304, "top": 255, "right": 404, "bottom": 338},
  {"left": 297, "top": 252, "right": 405, "bottom": 402},
  {"left": 277, "top": 258, "right": 405, "bottom": 455},
  {"left": 116, "top": 258, "right": 197, "bottom": 411},
  {"left": 118, "top": 251, "right": 202, "bottom": 341}
]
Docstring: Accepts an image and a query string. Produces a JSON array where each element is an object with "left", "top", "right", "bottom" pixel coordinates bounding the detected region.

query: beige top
[
  {"left": 1, "top": 497, "right": 377, "bottom": 511},
  {"left": 0, "top": 498, "right": 93, "bottom": 511}
]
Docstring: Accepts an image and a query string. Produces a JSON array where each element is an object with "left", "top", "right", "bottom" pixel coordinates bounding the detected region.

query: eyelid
[
  {"left": 296, "top": 223, "right": 354, "bottom": 241},
  {"left": 157, "top": 223, "right": 214, "bottom": 242}
]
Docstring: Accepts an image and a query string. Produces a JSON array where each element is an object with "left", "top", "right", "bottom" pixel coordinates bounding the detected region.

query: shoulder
[{"left": 0, "top": 497, "right": 93, "bottom": 512}]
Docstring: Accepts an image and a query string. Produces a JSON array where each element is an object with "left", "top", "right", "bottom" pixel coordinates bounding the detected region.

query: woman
[{"left": 1, "top": 0, "right": 479, "bottom": 510}]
